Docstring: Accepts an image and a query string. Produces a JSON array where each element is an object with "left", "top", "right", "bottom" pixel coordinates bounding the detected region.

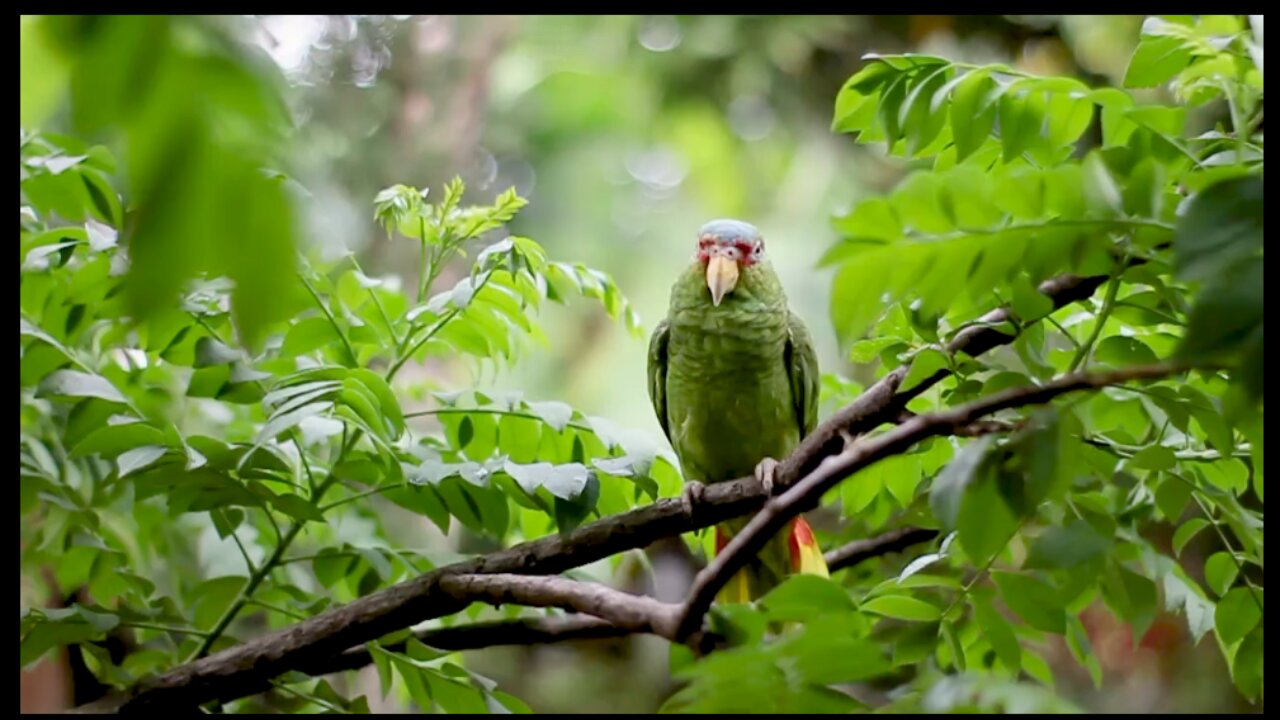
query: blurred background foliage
[{"left": 19, "top": 14, "right": 1256, "bottom": 714}]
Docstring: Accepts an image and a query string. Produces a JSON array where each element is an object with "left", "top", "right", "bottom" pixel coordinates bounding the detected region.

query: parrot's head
[{"left": 695, "top": 218, "right": 765, "bottom": 307}]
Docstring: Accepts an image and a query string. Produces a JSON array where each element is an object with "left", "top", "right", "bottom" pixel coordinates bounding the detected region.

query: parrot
[{"left": 647, "top": 218, "right": 828, "bottom": 605}]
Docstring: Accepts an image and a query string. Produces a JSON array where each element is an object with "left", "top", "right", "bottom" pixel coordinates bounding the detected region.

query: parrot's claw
[
  {"left": 682, "top": 481, "right": 707, "bottom": 519},
  {"left": 754, "top": 457, "right": 780, "bottom": 497}
]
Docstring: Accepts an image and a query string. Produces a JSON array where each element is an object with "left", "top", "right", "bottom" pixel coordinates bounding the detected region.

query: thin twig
[{"left": 823, "top": 527, "right": 941, "bottom": 573}]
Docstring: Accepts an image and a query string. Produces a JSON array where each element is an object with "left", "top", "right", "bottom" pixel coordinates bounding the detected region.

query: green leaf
[
  {"left": 281, "top": 316, "right": 341, "bottom": 357},
  {"left": 1010, "top": 276, "right": 1053, "bottom": 321},
  {"left": 37, "top": 369, "right": 127, "bottom": 404},
  {"left": 349, "top": 369, "right": 404, "bottom": 439},
  {"left": 786, "top": 633, "right": 891, "bottom": 685},
  {"left": 193, "top": 336, "right": 240, "bottom": 367},
  {"left": 427, "top": 671, "right": 489, "bottom": 714},
  {"left": 761, "top": 575, "right": 856, "bottom": 622},
  {"left": 269, "top": 492, "right": 325, "bottom": 523},
  {"left": 526, "top": 400, "right": 574, "bottom": 432},
  {"left": 1203, "top": 552, "right": 1238, "bottom": 597},
  {"left": 832, "top": 68, "right": 884, "bottom": 133},
  {"left": 1124, "top": 34, "right": 1193, "bottom": 87},
  {"left": 70, "top": 420, "right": 170, "bottom": 459},
  {"left": 958, "top": 471, "right": 1017, "bottom": 564},
  {"left": 1065, "top": 614, "right": 1103, "bottom": 689},
  {"left": 1163, "top": 572, "right": 1215, "bottom": 642},
  {"left": 340, "top": 379, "right": 389, "bottom": 441},
  {"left": 313, "top": 551, "right": 356, "bottom": 588},
  {"left": 971, "top": 595, "right": 1020, "bottom": 673},
  {"left": 117, "top": 445, "right": 170, "bottom": 478},
  {"left": 1177, "top": 259, "right": 1262, "bottom": 363},
  {"left": 258, "top": 401, "right": 332, "bottom": 443},
  {"left": 993, "top": 572, "right": 1066, "bottom": 634},
  {"left": 1230, "top": 626, "right": 1263, "bottom": 702},
  {"left": 901, "top": 66, "right": 952, "bottom": 156},
  {"left": 1026, "top": 520, "right": 1112, "bottom": 569},
  {"left": 900, "top": 348, "right": 949, "bottom": 393},
  {"left": 1154, "top": 474, "right": 1192, "bottom": 521},
  {"left": 950, "top": 69, "right": 998, "bottom": 161},
  {"left": 1082, "top": 152, "right": 1124, "bottom": 215},
  {"left": 503, "top": 461, "right": 590, "bottom": 501},
  {"left": 1214, "top": 587, "right": 1261, "bottom": 645},
  {"left": 1100, "top": 562, "right": 1157, "bottom": 640},
  {"left": 20, "top": 606, "right": 119, "bottom": 667},
  {"left": 998, "top": 91, "right": 1043, "bottom": 163},
  {"left": 498, "top": 414, "right": 542, "bottom": 464},
  {"left": 1174, "top": 176, "right": 1263, "bottom": 283},
  {"left": 1095, "top": 336, "right": 1159, "bottom": 366},
  {"left": 1129, "top": 446, "right": 1176, "bottom": 471},
  {"left": 929, "top": 436, "right": 993, "bottom": 530},
  {"left": 849, "top": 337, "right": 904, "bottom": 364},
  {"left": 861, "top": 595, "right": 940, "bottom": 622},
  {"left": 1172, "top": 518, "right": 1209, "bottom": 556},
  {"left": 193, "top": 576, "right": 247, "bottom": 629}
]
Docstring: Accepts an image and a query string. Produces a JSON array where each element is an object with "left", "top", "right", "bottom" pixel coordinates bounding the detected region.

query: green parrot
[{"left": 647, "top": 218, "right": 828, "bottom": 604}]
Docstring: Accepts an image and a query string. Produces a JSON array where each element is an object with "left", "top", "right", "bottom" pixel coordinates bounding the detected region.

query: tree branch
[
  {"left": 72, "top": 268, "right": 1130, "bottom": 714},
  {"left": 673, "top": 363, "right": 1186, "bottom": 641},
  {"left": 824, "top": 527, "right": 941, "bottom": 573},
  {"left": 437, "top": 574, "right": 683, "bottom": 641}
]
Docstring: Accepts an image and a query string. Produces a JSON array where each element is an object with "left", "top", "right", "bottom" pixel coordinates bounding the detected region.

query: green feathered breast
[{"left": 647, "top": 257, "right": 821, "bottom": 599}]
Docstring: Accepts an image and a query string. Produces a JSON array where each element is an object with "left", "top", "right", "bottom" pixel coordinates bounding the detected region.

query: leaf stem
[
  {"left": 317, "top": 483, "right": 406, "bottom": 513},
  {"left": 348, "top": 255, "right": 401, "bottom": 346},
  {"left": 386, "top": 271, "right": 496, "bottom": 381},
  {"left": 297, "top": 272, "right": 358, "bottom": 366},
  {"left": 1192, "top": 494, "right": 1264, "bottom": 614},
  {"left": 1067, "top": 260, "right": 1124, "bottom": 372},
  {"left": 403, "top": 406, "right": 595, "bottom": 434},
  {"left": 122, "top": 621, "right": 211, "bottom": 637}
]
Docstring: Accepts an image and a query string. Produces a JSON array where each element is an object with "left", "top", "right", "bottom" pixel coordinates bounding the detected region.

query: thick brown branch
[
  {"left": 674, "top": 363, "right": 1185, "bottom": 641},
  {"left": 87, "top": 482, "right": 763, "bottom": 712},
  {"left": 73, "top": 268, "right": 1123, "bottom": 714},
  {"left": 324, "top": 615, "right": 625, "bottom": 675},
  {"left": 437, "top": 574, "right": 683, "bottom": 640}
]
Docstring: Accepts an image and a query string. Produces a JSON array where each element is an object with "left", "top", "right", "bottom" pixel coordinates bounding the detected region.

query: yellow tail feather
[{"left": 714, "top": 517, "right": 827, "bottom": 604}]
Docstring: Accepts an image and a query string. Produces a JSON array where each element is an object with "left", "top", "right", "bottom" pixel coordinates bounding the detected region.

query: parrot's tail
[{"left": 713, "top": 515, "right": 829, "bottom": 604}]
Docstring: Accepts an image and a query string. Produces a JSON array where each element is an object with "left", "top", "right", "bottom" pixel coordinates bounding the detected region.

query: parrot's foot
[
  {"left": 754, "top": 457, "right": 780, "bottom": 497},
  {"left": 682, "top": 481, "right": 707, "bottom": 519}
]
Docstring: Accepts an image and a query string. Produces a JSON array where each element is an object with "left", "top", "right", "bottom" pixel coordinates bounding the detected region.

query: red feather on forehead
[{"left": 696, "top": 234, "right": 763, "bottom": 266}]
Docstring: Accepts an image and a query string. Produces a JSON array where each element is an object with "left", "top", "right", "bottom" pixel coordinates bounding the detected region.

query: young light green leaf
[
  {"left": 861, "top": 595, "right": 941, "bottom": 622},
  {"left": 1214, "top": 587, "right": 1260, "bottom": 645}
]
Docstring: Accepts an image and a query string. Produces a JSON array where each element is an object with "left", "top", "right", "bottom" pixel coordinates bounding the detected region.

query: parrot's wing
[
  {"left": 647, "top": 318, "right": 672, "bottom": 443},
  {"left": 785, "top": 311, "right": 820, "bottom": 439}
]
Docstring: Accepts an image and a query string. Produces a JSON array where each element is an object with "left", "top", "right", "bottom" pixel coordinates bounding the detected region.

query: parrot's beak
[{"left": 706, "top": 254, "right": 739, "bottom": 307}]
